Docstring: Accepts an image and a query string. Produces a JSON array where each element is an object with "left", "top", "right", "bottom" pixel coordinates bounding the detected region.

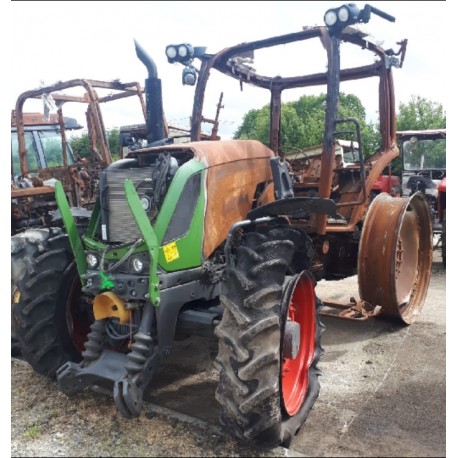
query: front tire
[
  {"left": 12, "top": 232, "right": 92, "bottom": 377},
  {"left": 214, "top": 227, "right": 323, "bottom": 447}
]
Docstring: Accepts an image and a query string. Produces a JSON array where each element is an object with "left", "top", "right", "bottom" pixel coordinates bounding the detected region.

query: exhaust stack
[{"left": 134, "top": 40, "right": 165, "bottom": 144}]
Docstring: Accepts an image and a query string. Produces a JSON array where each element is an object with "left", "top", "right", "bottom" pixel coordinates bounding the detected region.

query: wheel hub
[{"left": 283, "top": 320, "right": 301, "bottom": 359}]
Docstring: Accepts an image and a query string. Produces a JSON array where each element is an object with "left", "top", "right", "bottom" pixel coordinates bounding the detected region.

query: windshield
[
  {"left": 402, "top": 138, "right": 446, "bottom": 170},
  {"left": 38, "top": 130, "right": 75, "bottom": 167}
]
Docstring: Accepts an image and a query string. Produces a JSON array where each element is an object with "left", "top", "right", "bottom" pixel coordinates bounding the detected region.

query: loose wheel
[{"left": 359, "top": 192, "right": 433, "bottom": 324}]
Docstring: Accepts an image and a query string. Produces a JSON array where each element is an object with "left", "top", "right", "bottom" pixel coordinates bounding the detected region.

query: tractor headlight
[
  {"left": 178, "top": 44, "right": 192, "bottom": 59},
  {"left": 165, "top": 43, "right": 194, "bottom": 63},
  {"left": 338, "top": 6, "right": 350, "bottom": 23},
  {"left": 86, "top": 253, "right": 99, "bottom": 269},
  {"left": 166, "top": 45, "right": 177, "bottom": 60},
  {"left": 132, "top": 257, "right": 144, "bottom": 273},
  {"left": 140, "top": 195, "right": 151, "bottom": 211},
  {"left": 324, "top": 9, "right": 338, "bottom": 27},
  {"left": 324, "top": 4, "right": 362, "bottom": 31}
]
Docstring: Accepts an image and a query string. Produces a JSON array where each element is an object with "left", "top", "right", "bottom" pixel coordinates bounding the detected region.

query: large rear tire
[
  {"left": 215, "top": 227, "right": 323, "bottom": 447},
  {"left": 12, "top": 231, "right": 92, "bottom": 377}
]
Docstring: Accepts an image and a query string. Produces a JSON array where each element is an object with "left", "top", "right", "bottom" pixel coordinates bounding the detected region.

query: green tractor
[{"left": 12, "top": 3, "right": 433, "bottom": 448}]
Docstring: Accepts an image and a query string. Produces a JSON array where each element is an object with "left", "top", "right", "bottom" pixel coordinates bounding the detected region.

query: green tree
[
  {"left": 70, "top": 128, "right": 121, "bottom": 161},
  {"left": 234, "top": 92, "right": 379, "bottom": 158},
  {"left": 107, "top": 128, "right": 121, "bottom": 161},
  {"left": 69, "top": 132, "right": 90, "bottom": 159},
  {"left": 396, "top": 95, "right": 446, "bottom": 131},
  {"left": 233, "top": 108, "right": 263, "bottom": 140}
]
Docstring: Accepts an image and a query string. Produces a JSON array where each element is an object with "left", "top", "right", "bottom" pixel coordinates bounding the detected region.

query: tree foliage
[
  {"left": 107, "top": 129, "right": 121, "bottom": 161},
  {"left": 69, "top": 133, "right": 90, "bottom": 159},
  {"left": 69, "top": 128, "right": 121, "bottom": 162},
  {"left": 233, "top": 93, "right": 380, "bottom": 158},
  {"left": 233, "top": 93, "right": 446, "bottom": 180},
  {"left": 396, "top": 95, "right": 446, "bottom": 131}
]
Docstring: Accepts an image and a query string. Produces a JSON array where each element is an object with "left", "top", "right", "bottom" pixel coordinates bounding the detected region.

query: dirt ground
[
  {"left": 9, "top": 248, "right": 447, "bottom": 457},
  {"left": 144, "top": 249, "right": 447, "bottom": 457}
]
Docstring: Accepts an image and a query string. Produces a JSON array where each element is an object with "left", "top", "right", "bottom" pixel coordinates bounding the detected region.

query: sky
[
  {"left": 4, "top": 0, "right": 453, "bottom": 453},
  {"left": 6, "top": 1, "right": 450, "bottom": 139}
]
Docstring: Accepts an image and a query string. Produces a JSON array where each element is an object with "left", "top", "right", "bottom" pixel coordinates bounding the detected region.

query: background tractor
[
  {"left": 12, "top": 3, "right": 433, "bottom": 448},
  {"left": 10, "top": 76, "right": 151, "bottom": 355},
  {"left": 10, "top": 79, "right": 146, "bottom": 234},
  {"left": 397, "top": 129, "right": 446, "bottom": 265},
  {"left": 11, "top": 77, "right": 149, "bottom": 285}
]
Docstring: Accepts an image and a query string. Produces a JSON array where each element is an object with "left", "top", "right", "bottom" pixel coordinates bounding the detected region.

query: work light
[
  {"left": 165, "top": 43, "right": 194, "bottom": 63},
  {"left": 165, "top": 45, "right": 177, "bottom": 61},
  {"left": 182, "top": 66, "right": 197, "bottom": 86},
  {"left": 324, "top": 3, "right": 363, "bottom": 34},
  {"left": 324, "top": 9, "right": 338, "bottom": 27}
]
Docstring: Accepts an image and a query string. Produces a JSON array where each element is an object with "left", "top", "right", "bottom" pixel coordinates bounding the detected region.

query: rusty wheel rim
[{"left": 358, "top": 192, "right": 432, "bottom": 324}]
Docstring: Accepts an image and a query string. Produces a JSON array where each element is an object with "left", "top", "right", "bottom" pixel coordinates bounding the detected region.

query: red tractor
[
  {"left": 371, "top": 170, "right": 401, "bottom": 199},
  {"left": 397, "top": 129, "right": 446, "bottom": 265},
  {"left": 438, "top": 176, "right": 446, "bottom": 265}
]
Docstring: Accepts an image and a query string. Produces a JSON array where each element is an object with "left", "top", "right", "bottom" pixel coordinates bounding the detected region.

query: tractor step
[{"left": 175, "top": 304, "right": 223, "bottom": 338}]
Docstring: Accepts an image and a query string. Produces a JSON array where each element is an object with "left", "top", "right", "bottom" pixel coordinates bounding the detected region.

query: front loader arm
[{"left": 124, "top": 179, "right": 161, "bottom": 306}]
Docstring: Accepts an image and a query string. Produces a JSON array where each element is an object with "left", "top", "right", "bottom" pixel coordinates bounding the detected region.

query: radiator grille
[{"left": 105, "top": 167, "right": 154, "bottom": 243}]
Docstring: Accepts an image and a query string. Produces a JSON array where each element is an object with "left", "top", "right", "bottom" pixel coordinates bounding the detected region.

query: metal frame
[{"left": 188, "top": 25, "right": 407, "bottom": 235}]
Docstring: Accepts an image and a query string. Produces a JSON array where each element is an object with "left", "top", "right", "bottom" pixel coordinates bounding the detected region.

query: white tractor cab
[{"left": 398, "top": 129, "right": 446, "bottom": 232}]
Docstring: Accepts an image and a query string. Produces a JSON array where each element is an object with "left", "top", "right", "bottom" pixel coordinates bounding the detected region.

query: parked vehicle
[
  {"left": 397, "top": 129, "right": 446, "bottom": 265},
  {"left": 370, "top": 169, "right": 401, "bottom": 199}
]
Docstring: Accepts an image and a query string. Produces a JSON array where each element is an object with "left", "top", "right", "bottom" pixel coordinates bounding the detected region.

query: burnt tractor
[
  {"left": 10, "top": 73, "right": 152, "bottom": 355},
  {"left": 11, "top": 76, "right": 150, "bottom": 282},
  {"left": 11, "top": 79, "right": 147, "bottom": 233},
  {"left": 12, "top": 3, "right": 433, "bottom": 448},
  {"left": 397, "top": 129, "right": 446, "bottom": 265}
]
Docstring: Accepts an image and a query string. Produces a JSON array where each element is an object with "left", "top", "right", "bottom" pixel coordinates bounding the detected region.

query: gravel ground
[{"left": 10, "top": 358, "right": 296, "bottom": 457}]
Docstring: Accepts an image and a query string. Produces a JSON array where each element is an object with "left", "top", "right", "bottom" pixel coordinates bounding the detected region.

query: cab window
[
  {"left": 38, "top": 130, "right": 74, "bottom": 167},
  {"left": 11, "top": 132, "right": 39, "bottom": 177}
]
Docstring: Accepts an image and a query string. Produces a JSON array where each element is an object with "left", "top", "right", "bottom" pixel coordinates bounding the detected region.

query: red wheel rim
[{"left": 281, "top": 274, "right": 316, "bottom": 416}]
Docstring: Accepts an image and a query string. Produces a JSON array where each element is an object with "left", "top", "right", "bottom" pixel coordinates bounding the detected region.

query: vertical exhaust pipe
[{"left": 134, "top": 40, "right": 165, "bottom": 144}]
